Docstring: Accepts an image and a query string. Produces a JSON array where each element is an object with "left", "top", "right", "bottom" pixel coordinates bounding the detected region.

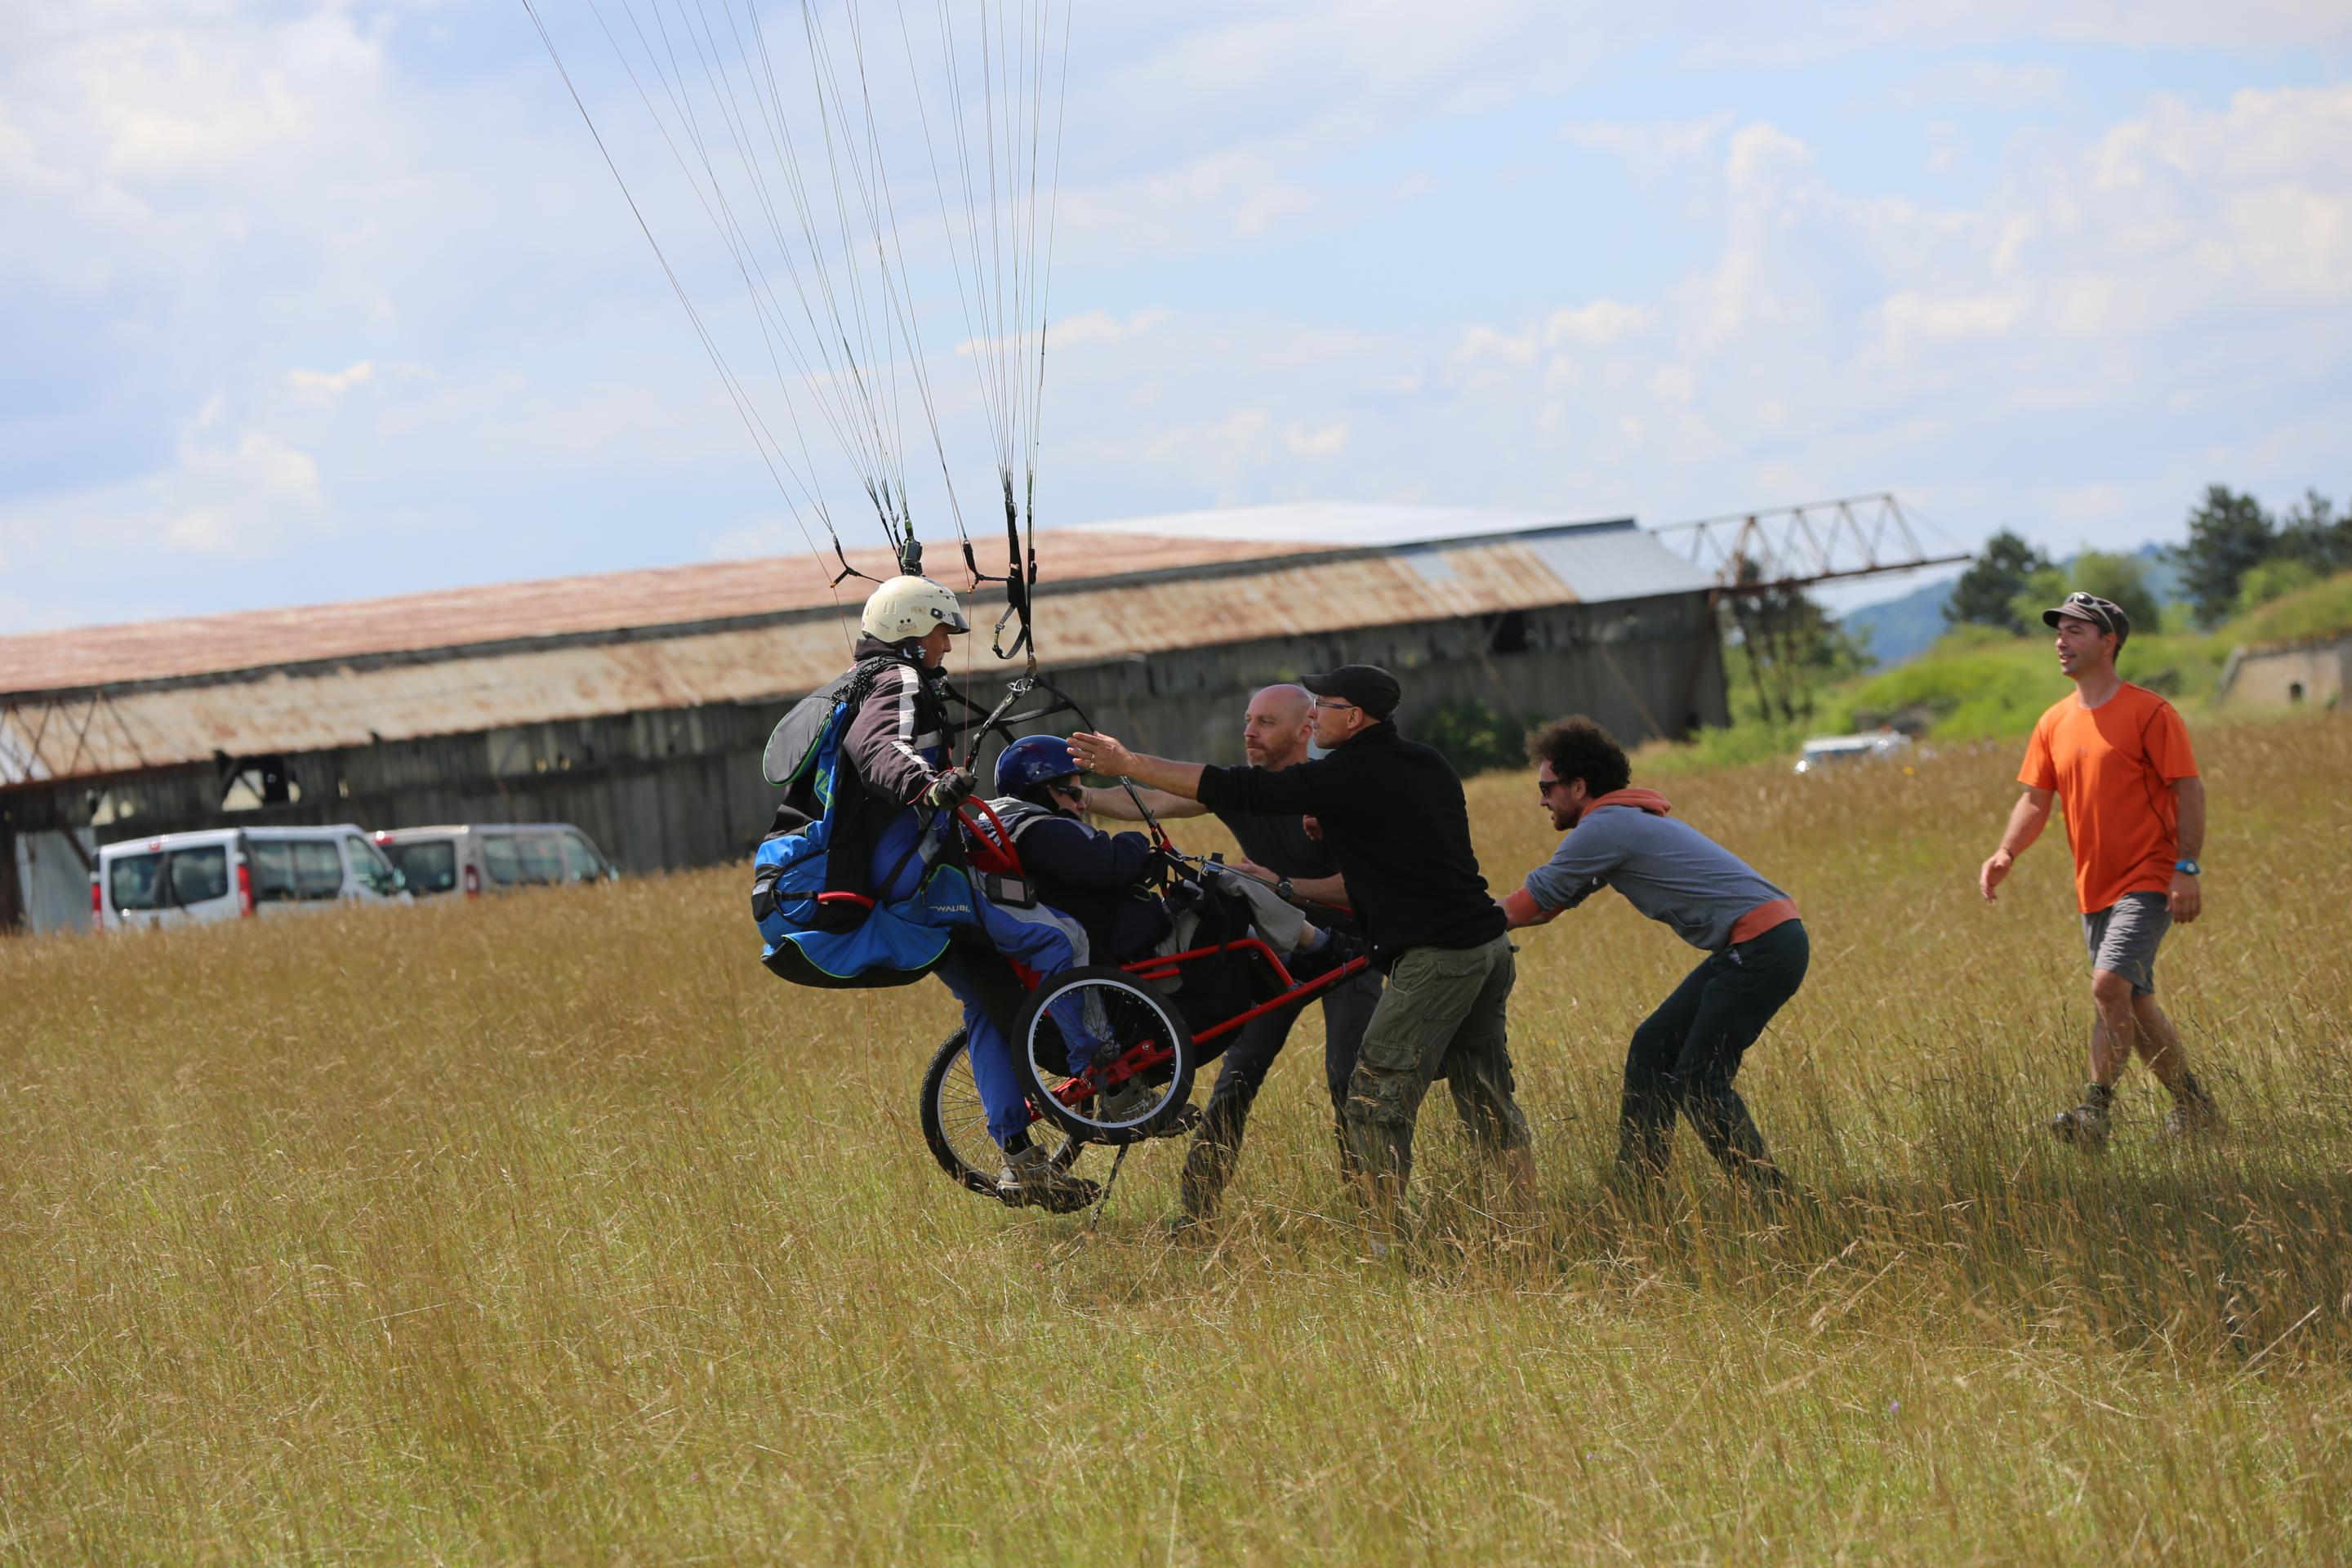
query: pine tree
[
  {"left": 1944, "top": 529, "right": 2051, "bottom": 635},
  {"left": 2177, "top": 486, "right": 2276, "bottom": 627},
  {"left": 2274, "top": 489, "right": 2350, "bottom": 576}
]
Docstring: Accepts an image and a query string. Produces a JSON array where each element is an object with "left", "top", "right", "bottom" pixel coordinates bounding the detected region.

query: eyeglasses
[
  {"left": 1311, "top": 697, "right": 1358, "bottom": 712},
  {"left": 1049, "top": 779, "right": 1085, "bottom": 800},
  {"left": 1536, "top": 776, "right": 1567, "bottom": 796}
]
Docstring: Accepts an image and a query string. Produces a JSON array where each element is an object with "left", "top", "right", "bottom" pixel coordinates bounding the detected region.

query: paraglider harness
[{"left": 749, "top": 654, "right": 1086, "bottom": 990}]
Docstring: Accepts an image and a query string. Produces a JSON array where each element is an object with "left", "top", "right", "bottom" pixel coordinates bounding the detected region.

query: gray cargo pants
[{"left": 1341, "top": 933, "right": 1530, "bottom": 1199}]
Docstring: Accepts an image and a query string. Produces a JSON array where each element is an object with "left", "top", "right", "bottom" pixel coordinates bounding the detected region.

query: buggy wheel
[
  {"left": 1016, "top": 967, "right": 1196, "bottom": 1147},
  {"left": 919, "top": 1029, "right": 1083, "bottom": 1199}
]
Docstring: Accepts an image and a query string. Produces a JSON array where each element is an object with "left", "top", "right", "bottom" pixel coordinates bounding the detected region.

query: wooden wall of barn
[{"left": 4, "top": 590, "right": 1721, "bottom": 932}]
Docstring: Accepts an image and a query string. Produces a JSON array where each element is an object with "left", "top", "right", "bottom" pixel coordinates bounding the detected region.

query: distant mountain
[
  {"left": 1842, "top": 576, "right": 1957, "bottom": 668},
  {"left": 1840, "top": 541, "right": 2184, "bottom": 669}
]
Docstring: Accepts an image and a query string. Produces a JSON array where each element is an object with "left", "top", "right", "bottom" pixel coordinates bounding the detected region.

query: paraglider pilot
[{"left": 750, "top": 574, "right": 1098, "bottom": 1209}]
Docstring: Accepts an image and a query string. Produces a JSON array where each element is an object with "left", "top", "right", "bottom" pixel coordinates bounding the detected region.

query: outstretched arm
[
  {"left": 1080, "top": 784, "right": 1207, "bottom": 821},
  {"left": 1068, "top": 733, "right": 1205, "bottom": 800},
  {"left": 1980, "top": 786, "right": 2053, "bottom": 902}
]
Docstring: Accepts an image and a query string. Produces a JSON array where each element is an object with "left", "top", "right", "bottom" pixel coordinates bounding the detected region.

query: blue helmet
[{"left": 995, "top": 734, "right": 1082, "bottom": 800}]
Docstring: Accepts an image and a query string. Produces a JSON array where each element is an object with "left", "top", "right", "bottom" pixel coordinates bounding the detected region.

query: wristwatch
[
  {"left": 1275, "top": 878, "right": 1295, "bottom": 902},
  {"left": 2175, "top": 859, "right": 2201, "bottom": 875}
]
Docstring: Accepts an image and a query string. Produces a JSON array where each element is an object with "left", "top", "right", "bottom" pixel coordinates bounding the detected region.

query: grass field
[{"left": 5, "top": 714, "right": 2350, "bottom": 1563}]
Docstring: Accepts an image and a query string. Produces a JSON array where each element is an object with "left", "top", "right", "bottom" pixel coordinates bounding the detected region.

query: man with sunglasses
[
  {"left": 1071, "top": 666, "right": 1536, "bottom": 1247},
  {"left": 1501, "top": 717, "right": 1805, "bottom": 1198},
  {"left": 1978, "top": 591, "right": 2221, "bottom": 1147}
]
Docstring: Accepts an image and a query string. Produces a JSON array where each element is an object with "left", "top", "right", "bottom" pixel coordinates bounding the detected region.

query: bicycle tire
[
  {"left": 918, "top": 1028, "right": 1082, "bottom": 1198},
  {"left": 1015, "top": 966, "right": 1196, "bottom": 1147}
]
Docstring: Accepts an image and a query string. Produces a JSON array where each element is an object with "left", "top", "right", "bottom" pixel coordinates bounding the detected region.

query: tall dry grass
[{"left": 2, "top": 715, "right": 2348, "bottom": 1563}]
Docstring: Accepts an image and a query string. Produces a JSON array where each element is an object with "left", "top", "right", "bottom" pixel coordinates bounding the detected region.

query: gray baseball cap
[{"left": 2042, "top": 590, "right": 2130, "bottom": 648}]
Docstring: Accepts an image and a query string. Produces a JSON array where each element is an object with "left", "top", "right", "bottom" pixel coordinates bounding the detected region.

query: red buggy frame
[{"left": 919, "top": 794, "right": 1370, "bottom": 1201}]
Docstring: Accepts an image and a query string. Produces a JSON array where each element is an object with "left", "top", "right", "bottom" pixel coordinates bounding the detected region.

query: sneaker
[
  {"left": 996, "top": 1143, "right": 1099, "bottom": 1213},
  {"left": 2048, "top": 1082, "right": 2115, "bottom": 1150},
  {"left": 2162, "top": 1074, "right": 2225, "bottom": 1140}
]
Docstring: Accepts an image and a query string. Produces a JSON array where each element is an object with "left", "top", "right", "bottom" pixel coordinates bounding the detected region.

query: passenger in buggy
[
  {"left": 944, "top": 733, "right": 1365, "bottom": 1211},
  {"left": 982, "top": 736, "right": 1361, "bottom": 1030}
]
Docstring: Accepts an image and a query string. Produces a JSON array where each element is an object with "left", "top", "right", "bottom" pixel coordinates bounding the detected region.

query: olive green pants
[{"left": 1341, "top": 934, "right": 1530, "bottom": 1197}]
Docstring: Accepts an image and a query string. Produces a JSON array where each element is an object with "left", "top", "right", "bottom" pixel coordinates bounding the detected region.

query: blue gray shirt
[{"left": 1524, "top": 805, "right": 1789, "bottom": 952}]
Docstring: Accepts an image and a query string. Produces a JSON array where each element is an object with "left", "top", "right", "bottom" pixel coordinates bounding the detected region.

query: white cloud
[
  {"left": 1546, "top": 301, "right": 1655, "bottom": 346},
  {"left": 0, "top": 395, "right": 326, "bottom": 564},
  {"left": 1890, "top": 60, "right": 2067, "bottom": 109},
  {"left": 1454, "top": 298, "right": 1655, "bottom": 367},
  {"left": 5, "top": 5, "right": 2352, "bottom": 633},
  {"left": 1561, "top": 112, "right": 1733, "bottom": 170},
  {"left": 1879, "top": 292, "right": 2024, "bottom": 346},
  {"left": 289, "top": 360, "right": 376, "bottom": 395},
  {"left": 1043, "top": 308, "right": 1172, "bottom": 350},
  {"left": 1284, "top": 421, "right": 1350, "bottom": 457}
]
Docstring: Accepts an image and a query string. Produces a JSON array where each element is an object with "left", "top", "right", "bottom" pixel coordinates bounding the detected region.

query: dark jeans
[
  {"left": 1619, "top": 920, "right": 1809, "bottom": 1191},
  {"left": 1178, "top": 966, "right": 1383, "bottom": 1218}
]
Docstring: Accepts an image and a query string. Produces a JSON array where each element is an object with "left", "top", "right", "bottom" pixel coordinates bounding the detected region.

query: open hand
[{"left": 1068, "top": 731, "right": 1135, "bottom": 777}]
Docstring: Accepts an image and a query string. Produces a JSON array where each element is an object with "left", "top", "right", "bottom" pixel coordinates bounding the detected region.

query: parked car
[
  {"left": 1793, "top": 731, "right": 1916, "bottom": 775},
  {"left": 94, "top": 826, "right": 410, "bottom": 931},
  {"left": 371, "top": 824, "right": 617, "bottom": 898}
]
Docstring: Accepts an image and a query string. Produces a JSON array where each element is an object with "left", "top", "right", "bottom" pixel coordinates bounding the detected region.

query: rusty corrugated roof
[
  {"left": 0, "top": 518, "right": 1714, "bottom": 787},
  {"left": 0, "top": 529, "right": 1336, "bottom": 698}
]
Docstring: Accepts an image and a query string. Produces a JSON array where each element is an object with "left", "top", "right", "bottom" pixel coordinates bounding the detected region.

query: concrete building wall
[
  {"left": 5, "top": 592, "right": 1722, "bottom": 933},
  {"left": 2216, "top": 637, "right": 2350, "bottom": 710}
]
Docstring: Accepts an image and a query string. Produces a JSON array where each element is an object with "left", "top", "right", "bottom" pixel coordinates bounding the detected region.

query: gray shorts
[{"left": 2082, "top": 891, "right": 2171, "bottom": 996}]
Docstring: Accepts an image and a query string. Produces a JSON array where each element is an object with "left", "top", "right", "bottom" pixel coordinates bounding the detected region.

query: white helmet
[{"left": 861, "top": 574, "right": 970, "bottom": 644}]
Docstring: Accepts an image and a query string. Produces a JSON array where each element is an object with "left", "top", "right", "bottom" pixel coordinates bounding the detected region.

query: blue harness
[{"left": 751, "top": 670, "right": 967, "bottom": 989}]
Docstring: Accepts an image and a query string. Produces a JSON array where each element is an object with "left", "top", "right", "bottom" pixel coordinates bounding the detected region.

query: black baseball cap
[
  {"left": 2042, "top": 590, "right": 2130, "bottom": 648},
  {"left": 1301, "top": 664, "right": 1401, "bottom": 720}
]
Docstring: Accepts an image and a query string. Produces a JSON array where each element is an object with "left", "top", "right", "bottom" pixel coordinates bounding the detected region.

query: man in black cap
[{"left": 1071, "top": 665, "right": 1535, "bottom": 1245}]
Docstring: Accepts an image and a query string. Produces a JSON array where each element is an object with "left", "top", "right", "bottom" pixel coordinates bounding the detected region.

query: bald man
[{"left": 1086, "top": 684, "right": 1383, "bottom": 1227}]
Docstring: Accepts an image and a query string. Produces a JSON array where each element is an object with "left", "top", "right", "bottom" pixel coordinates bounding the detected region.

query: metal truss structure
[{"left": 1650, "top": 492, "right": 1971, "bottom": 593}]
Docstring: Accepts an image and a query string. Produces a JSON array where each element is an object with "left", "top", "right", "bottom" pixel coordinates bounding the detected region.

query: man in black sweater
[{"left": 1071, "top": 665, "right": 1535, "bottom": 1241}]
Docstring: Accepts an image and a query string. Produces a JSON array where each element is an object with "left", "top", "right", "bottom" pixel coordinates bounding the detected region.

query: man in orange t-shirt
[{"left": 1978, "top": 591, "right": 2221, "bottom": 1147}]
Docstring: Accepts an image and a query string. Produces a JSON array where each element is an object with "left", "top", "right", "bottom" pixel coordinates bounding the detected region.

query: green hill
[
  {"left": 1639, "top": 568, "right": 2352, "bottom": 775},
  {"left": 2232, "top": 569, "right": 2352, "bottom": 645}
]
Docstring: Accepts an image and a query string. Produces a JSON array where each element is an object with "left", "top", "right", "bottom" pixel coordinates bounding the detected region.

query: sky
[{"left": 2, "top": 1, "right": 2348, "bottom": 635}]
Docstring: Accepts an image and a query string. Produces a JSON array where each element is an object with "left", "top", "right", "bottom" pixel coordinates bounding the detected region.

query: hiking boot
[
  {"left": 1094, "top": 1075, "right": 1156, "bottom": 1125},
  {"left": 1093, "top": 1076, "right": 1198, "bottom": 1138},
  {"left": 2048, "top": 1082, "right": 2115, "bottom": 1150},
  {"left": 996, "top": 1143, "right": 1098, "bottom": 1213},
  {"left": 2161, "top": 1073, "right": 2225, "bottom": 1141}
]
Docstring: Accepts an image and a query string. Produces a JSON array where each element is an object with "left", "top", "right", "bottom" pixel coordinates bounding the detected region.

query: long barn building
[{"left": 0, "top": 505, "right": 1726, "bottom": 935}]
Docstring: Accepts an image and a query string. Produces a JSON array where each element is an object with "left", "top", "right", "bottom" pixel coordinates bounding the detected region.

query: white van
[
  {"left": 95, "top": 826, "right": 409, "bottom": 932},
  {"left": 371, "top": 823, "right": 616, "bottom": 899}
]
